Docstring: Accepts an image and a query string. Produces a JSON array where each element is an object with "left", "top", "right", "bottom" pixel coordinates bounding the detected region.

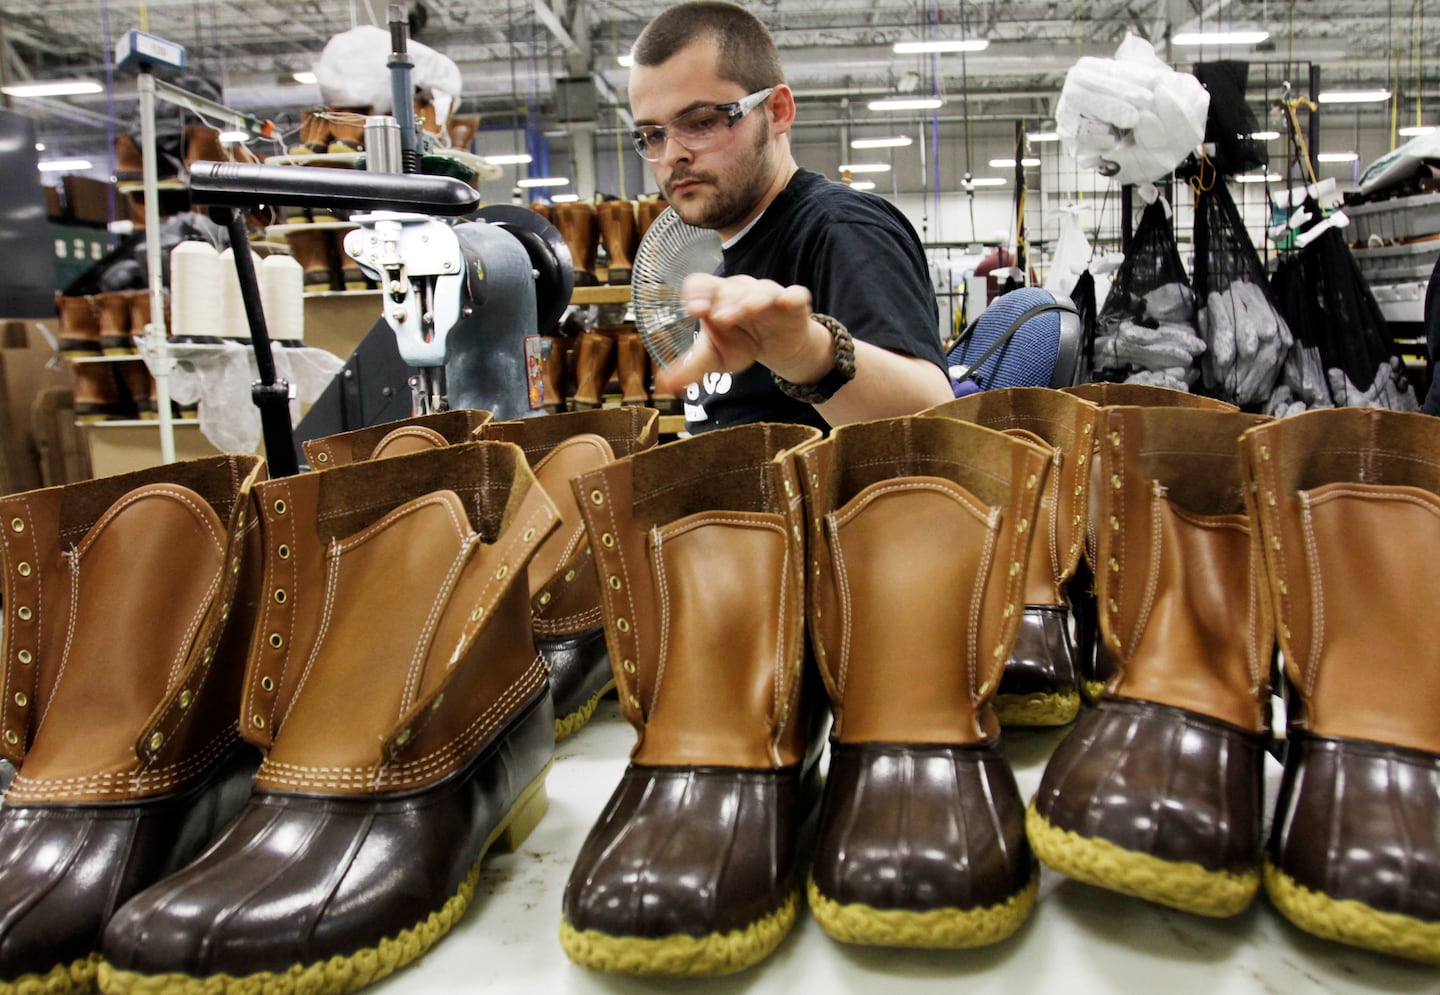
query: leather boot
[
  {"left": 529, "top": 201, "right": 553, "bottom": 225},
  {"left": 56, "top": 295, "right": 101, "bottom": 358},
  {"left": 571, "top": 328, "right": 617, "bottom": 409},
  {"left": 1061, "top": 383, "right": 1239, "bottom": 703},
  {"left": 794, "top": 415, "right": 1049, "bottom": 948},
  {"left": 115, "top": 132, "right": 144, "bottom": 182},
  {"left": 636, "top": 196, "right": 667, "bottom": 239},
  {"left": 285, "top": 227, "right": 341, "bottom": 292},
  {"left": 596, "top": 199, "right": 638, "bottom": 285},
  {"left": 483, "top": 408, "right": 660, "bottom": 738},
  {"left": 1028, "top": 405, "right": 1272, "bottom": 917},
  {"left": 613, "top": 324, "right": 650, "bottom": 405},
  {"left": 183, "top": 125, "right": 225, "bottom": 170},
  {"left": 537, "top": 333, "right": 568, "bottom": 414},
  {"left": 100, "top": 442, "right": 560, "bottom": 994},
  {"left": 326, "top": 108, "right": 369, "bottom": 153},
  {"left": 646, "top": 352, "right": 681, "bottom": 415},
  {"left": 115, "top": 359, "right": 156, "bottom": 418},
  {"left": 927, "top": 388, "right": 1100, "bottom": 727},
  {"left": 560, "top": 422, "right": 824, "bottom": 976},
  {"left": 0, "top": 455, "right": 267, "bottom": 995},
  {"left": 552, "top": 201, "right": 599, "bottom": 287},
  {"left": 93, "top": 291, "right": 134, "bottom": 355},
  {"left": 73, "top": 362, "right": 134, "bottom": 421},
  {"left": 289, "top": 107, "right": 331, "bottom": 155},
  {"left": 124, "top": 289, "right": 158, "bottom": 339},
  {"left": 300, "top": 408, "right": 495, "bottom": 469},
  {"left": 1242, "top": 408, "right": 1440, "bottom": 963},
  {"left": 448, "top": 113, "right": 480, "bottom": 152}
]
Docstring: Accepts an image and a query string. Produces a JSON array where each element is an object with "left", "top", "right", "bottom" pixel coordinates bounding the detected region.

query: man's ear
[{"left": 769, "top": 84, "right": 797, "bottom": 137}]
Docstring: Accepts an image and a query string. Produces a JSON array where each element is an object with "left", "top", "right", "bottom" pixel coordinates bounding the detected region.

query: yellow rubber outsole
[
  {"left": 554, "top": 680, "right": 616, "bottom": 742},
  {"left": 1264, "top": 859, "right": 1440, "bottom": 964},
  {"left": 97, "top": 765, "right": 551, "bottom": 995},
  {"left": 559, "top": 888, "right": 799, "bottom": 977},
  {"left": 995, "top": 692, "right": 1081, "bottom": 728},
  {"left": 1026, "top": 803, "right": 1257, "bottom": 917},
  {"left": 1080, "top": 679, "right": 1106, "bottom": 704},
  {"left": 808, "top": 873, "right": 1038, "bottom": 949},
  {"left": 1, "top": 954, "right": 98, "bottom": 995}
]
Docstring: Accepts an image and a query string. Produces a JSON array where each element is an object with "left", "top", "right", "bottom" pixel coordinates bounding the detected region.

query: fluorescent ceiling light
[
  {"left": 34, "top": 142, "right": 44, "bottom": 151},
  {"left": 967, "top": 177, "right": 1006, "bottom": 187},
  {"left": 292, "top": 71, "right": 318, "bottom": 85},
  {"left": 2, "top": 79, "right": 103, "bottom": 97},
  {"left": 517, "top": 176, "right": 570, "bottom": 188},
  {"left": 1316, "top": 151, "right": 1359, "bottom": 163},
  {"left": 1235, "top": 173, "right": 1283, "bottom": 183},
  {"left": 868, "top": 97, "right": 944, "bottom": 111},
  {"left": 1029, "top": 130, "right": 1059, "bottom": 142},
  {"left": 989, "top": 157, "right": 1040, "bottom": 168},
  {"left": 1317, "top": 88, "right": 1391, "bottom": 103},
  {"left": 617, "top": 53, "right": 634, "bottom": 67},
  {"left": 839, "top": 162, "right": 891, "bottom": 173},
  {"left": 1249, "top": 130, "right": 1281, "bottom": 141},
  {"left": 851, "top": 136, "right": 912, "bottom": 149},
  {"left": 218, "top": 130, "right": 250, "bottom": 143},
  {"left": 484, "top": 153, "right": 533, "bottom": 165},
  {"left": 1172, "top": 30, "right": 1270, "bottom": 46},
  {"left": 893, "top": 39, "right": 990, "bottom": 54},
  {"left": 38, "top": 158, "right": 92, "bottom": 172},
  {"left": 850, "top": 180, "right": 877, "bottom": 190},
  {"left": 1400, "top": 125, "right": 1437, "bottom": 137},
  {"left": 551, "top": 193, "right": 580, "bottom": 203}
]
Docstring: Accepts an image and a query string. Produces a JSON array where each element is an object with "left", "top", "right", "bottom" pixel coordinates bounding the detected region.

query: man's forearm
[{"left": 813, "top": 338, "right": 953, "bottom": 427}]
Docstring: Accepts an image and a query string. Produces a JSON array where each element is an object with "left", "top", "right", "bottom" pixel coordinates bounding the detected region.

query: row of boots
[
  {"left": 0, "top": 405, "right": 658, "bottom": 995},
  {"left": 2, "top": 394, "right": 1435, "bottom": 995},
  {"left": 534, "top": 197, "right": 668, "bottom": 288},
  {"left": 56, "top": 292, "right": 165, "bottom": 422},
  {"left": 532, "top": 320, "right": 679, "bottom": 416}
]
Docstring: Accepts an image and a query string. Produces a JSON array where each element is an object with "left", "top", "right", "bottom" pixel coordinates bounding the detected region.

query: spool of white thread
[
  {"left": 260, "top": 253, "right": 305, "bottom": 344},
  {"left": 169, "top": 240, "right": 223, "bottom": 341},
  {"left": 219, "top": 247, "right": 264, "bottom": 342}
]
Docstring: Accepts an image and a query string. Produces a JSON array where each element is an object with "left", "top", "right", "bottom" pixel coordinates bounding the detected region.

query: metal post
[{"left": 137, "top": 69, "right": 176, "bottom": 464}]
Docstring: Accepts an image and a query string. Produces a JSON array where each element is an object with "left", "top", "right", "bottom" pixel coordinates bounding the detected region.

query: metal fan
[{"left": 631, "top": 207, "right": 723, "bottom": 368}]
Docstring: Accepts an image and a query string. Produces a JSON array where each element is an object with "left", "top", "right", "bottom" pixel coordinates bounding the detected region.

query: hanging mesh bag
[
  {"left": 1093, "top": 198, "right": 1205, "bottom": 391},
  {"left": 1193, "top": 181, "right": 1292, "bottom": 406}
]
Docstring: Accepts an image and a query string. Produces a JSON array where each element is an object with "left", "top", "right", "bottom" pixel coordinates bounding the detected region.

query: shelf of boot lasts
[
  {"left": 569, "top": 285, "right": 632, "bottom": 306},
  {"left": 261, "top": 148, "right": 502, "bottom": 181},
  {"left": 116, "top": 178, "right": 188, "bottom": 194}
]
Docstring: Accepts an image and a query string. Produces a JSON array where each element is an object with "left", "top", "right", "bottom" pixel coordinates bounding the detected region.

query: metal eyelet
[
  {"left": 268, "top": 632, "right": 283, "bottom": 649},
  {"left": 316, "top": 452, "right": 329, "bottom": 463},
  {"left": 260, "top": 676, "right": 275, "bottom": 692},
  {"left": 178, "top": 690, "right": 192, "bottom": 709},
  {"left": 9, "top": 518, "right": 24, "bottom": 533},
  {"left": 273, "top": 589, "right": 287, "bottom": 604},
  {"left": 278, "top": 544, "right": 291, "bottom": 559},
  {"left": 273, "top": 499, "right": 287, "bottom": 514},
  {"left": 148, "top": 732, "right": 164, "bottom": 751},
  {"left": 16, "top": 606, "right": 31, "bottom": 621},
  {"left": 17, "top": 562, "right": 31, "bottom": 577}
]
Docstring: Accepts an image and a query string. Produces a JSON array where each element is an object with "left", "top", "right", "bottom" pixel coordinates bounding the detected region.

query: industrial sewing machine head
[{"left": 342, "top": 204, "right": 572, "bottom": 418}]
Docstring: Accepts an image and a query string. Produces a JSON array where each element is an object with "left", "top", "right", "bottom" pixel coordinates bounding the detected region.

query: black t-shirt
[{"left": 683, "top": 168, "right": 944, "bottom": 433}]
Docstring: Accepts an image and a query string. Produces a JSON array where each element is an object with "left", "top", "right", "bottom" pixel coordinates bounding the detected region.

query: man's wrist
[{"left": 772, "top": 314, "right": 856, "bottom": 404}]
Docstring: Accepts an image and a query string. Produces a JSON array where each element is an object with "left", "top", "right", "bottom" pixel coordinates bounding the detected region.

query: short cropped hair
[{"left": 632, "top": 2, "right": 785, "bottom": 92}]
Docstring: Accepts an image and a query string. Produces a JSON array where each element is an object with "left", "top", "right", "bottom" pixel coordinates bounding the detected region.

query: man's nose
[{"left": 658, "top": 132, "right": 693, "bottom": 165}]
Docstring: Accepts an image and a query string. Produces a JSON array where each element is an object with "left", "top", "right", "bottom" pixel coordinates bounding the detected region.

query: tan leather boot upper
[
  {"left": 1, "top": 456, "right": 265, "bottom": 802},
  {"left": 794, "top": 416, "right": 1050, "bottom": 745},
  {"left": 1096, "top": 406, "right": 1272, "bottom": 731},
  {"left": 240, "top": 442, "right": 558, "bottom": 794},
  {"left": 1242, "top": 408, "right": 1440, "bottom": 753},
  {"left": 574, "top": 422, "right": 821, "bottom": 769},
  {"left": 301, "top": 409, "right": 495, "bottom": 468},
  {"left": 927, "top": 388, "right": 1099, "bottom": 607}
]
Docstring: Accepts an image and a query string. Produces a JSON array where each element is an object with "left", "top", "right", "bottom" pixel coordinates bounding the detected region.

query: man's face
[{"left": 628, "top": 40, "right": 776, "bottom": 233}]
